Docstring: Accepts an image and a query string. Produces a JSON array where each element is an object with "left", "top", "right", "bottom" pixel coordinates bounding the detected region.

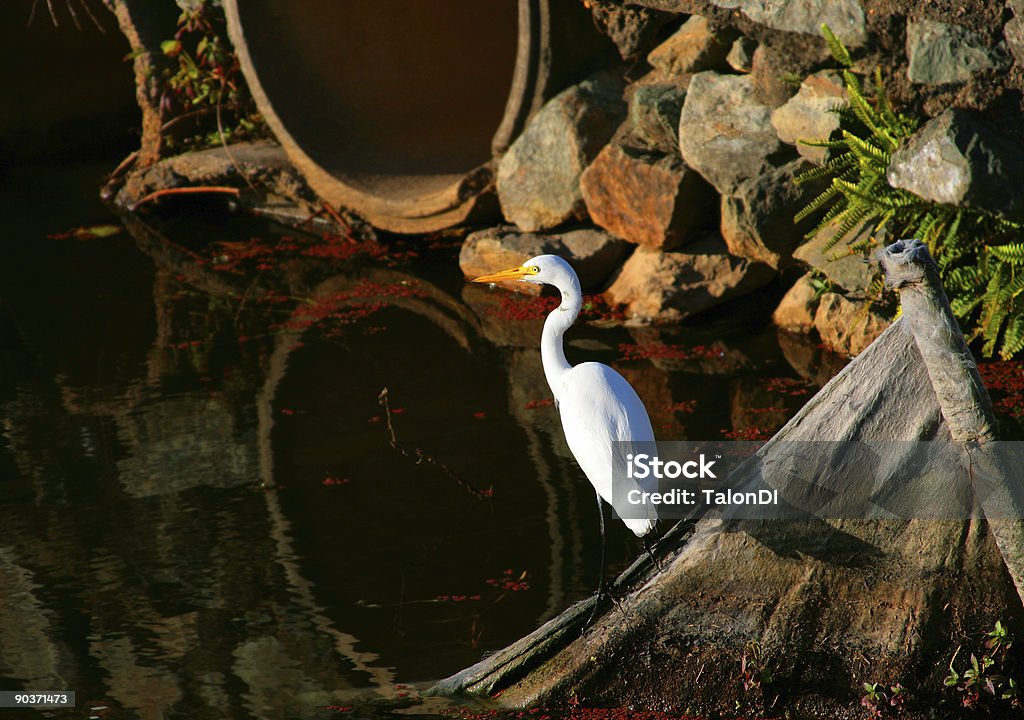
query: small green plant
[
  {"left": 861, "top": 681, "right": 906, "bottom": 718},
  {"left": 157, "top": 0, "right": 266, "bottom": 150},
  {"left": 794, "top": 24, "right": 1024, "bottom": 359},
  {"left": 740, "top": 640, "right": 773, "bottom": 692},
  {"left": 944, "top": 621, "right": 1021, "bottom": 711}
]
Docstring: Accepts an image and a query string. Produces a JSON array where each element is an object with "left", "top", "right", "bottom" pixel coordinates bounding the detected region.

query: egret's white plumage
[{"left": 472, "top": 254, "right": 658, "bottom": 538}]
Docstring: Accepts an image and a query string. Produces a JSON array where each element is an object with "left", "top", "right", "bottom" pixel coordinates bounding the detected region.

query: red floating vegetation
[
  {"left": 474, "top": 412, "right": 488, "bottom": 420},
  {"left": 524, "top": 398, "right": 555, "bottom": 410},
  {"left": 486, "top": 295, "right": 624, "bottom": 322},
  {"left": 436, "top": 594, "right": 483, "bottom": 603},
  {"left": 300, "top": 237, "right": 386, "bottom": 263},
  {"left": 204, "top": 228, "right": 399, "bottom": 276},
  {"left": 979, "top": 361, "right": 1024, "bottom": 417},
  {"left": 485, "top": 569, "right": 530, "bottom": 593},
  {"left": 722, "top": 426, "right": 774, "bottom": 441},
  {"left": 762, "top": 377, "right": 811, "bottom": 396},
  {"left": 618, "top": 343, "right": 723, "bottom": 362},
  {"left": 322, "top": 476, "right": 350, "bottom": 486},
  {"left": 664, "top": 400, "right": 697, "bottom": 414},
  {"left": 271, "top": 281, "right": 428, "bottom": 335}
]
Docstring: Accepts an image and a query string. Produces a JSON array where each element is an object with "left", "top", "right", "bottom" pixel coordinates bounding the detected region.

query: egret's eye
[{"left": 531, "top": 266, "right": 541, "bottom": 274}]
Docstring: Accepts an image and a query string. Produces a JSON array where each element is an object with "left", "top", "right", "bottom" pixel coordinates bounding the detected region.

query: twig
[
  {"left": 377, "top": 387, "right": 494, "bottom": 501},
  {"left": 216, "top": 79, "right": 259, "bottom": 193},
  {"left": 161, "top": 104, "right": 240, "bottom": 133},
  {"left": 130, "top": 186, "right": 240, "bottom": 212},
  {"left": 107, "top": 150, "right": 139, "bottom": 183}
]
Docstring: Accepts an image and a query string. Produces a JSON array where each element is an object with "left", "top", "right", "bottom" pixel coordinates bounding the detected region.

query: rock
[
  {"left": 727, "top": 36, "right": 756, "bottom": 73},
  {"left": 720, "top": 159, "right": 809, "bottom": 268},
  {"left": 772, "top": 272, "right": 819, "bottom": 332},
  {"left": 1008, "top": 1, "right": 1024, "bottom": 66},
  {"left": 678, "top": 72, "right": 784, "bottom": 195},
  {"left": 647, "top": 15, "right": 734, "bottom": 76},
  {"left": 497, "top": 73, "right": 627, "bottom": 232},
  {"left": 906, "top": 20, "right": 1003, "bottom": 85},
  {"left": 887, "top": 109, "right": 1024, "bottom": 222},
  {"left": 707, "top": 0, "right": 867, "bottom": 46},
  {"left": 792, "top": 218, "right": 880, "bottom": 293},
  {"left": 460, "top": 226, "right": 630, "bottom": 294},
  {"left": 771, "top": 71, "right": 845, "bottom": 163},
  {"left": 627, "top": 81, "right": 687, "bottom": 153},
  {"left": 113, "top": 141, "right": 316, "bottom": 210},
  {"left": 604, "top": 236, "right": 775, "bottom": 322},
  {"left": 588, "top": 1, "right": 677, "bottom": 62},
  {"left": 813, "top": 291, "right": 891, "bottom": 356},
  {"left": 749, "top": 44, "right": 801, "bottom": 109},
  {"left": 580, "top": 144, "right": 714, "bottom": 250}
]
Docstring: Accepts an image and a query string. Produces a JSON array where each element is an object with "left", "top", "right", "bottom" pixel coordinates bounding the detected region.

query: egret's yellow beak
[{"left": 471, "top": 265, "right": 531, "bottom": 283}]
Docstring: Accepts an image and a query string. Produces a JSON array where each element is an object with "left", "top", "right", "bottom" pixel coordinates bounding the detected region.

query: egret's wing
[{"left": 557, "top": 362, "right": 657, "bottom": 537}]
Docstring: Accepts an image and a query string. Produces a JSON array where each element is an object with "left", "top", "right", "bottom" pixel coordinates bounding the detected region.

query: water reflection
[{"left": 0, "top": 163, "right": 837, "bottom": 719}]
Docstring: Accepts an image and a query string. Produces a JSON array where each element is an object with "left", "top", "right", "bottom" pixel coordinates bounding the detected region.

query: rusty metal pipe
[{"left": 224, "top": 0, "right": 613, "bottom": 233}]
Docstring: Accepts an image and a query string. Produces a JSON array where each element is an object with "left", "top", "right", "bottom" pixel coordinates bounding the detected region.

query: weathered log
[
  {"left": 882, "top": 239, "right": 1024, "bottom": 606},
  {"left": 432, "top": 241, "right": 1022, "bottom": 714}
]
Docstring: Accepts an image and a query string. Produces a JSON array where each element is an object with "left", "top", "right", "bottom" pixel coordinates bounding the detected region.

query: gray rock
[
  {"left": 906, "top": 20, "right": 1003, "bottom": 85},
  {"left": 647, "top": 15, "right": 734, "bottom": 76},
  {"left": 460, "top": 226, "right": 630, "bottom": 294},
  {"left": 708, "top": 0, "right": 867, "bottom": 46},
  {"left": 720, "top": 160, "right": 809, "bottom": 269},
  {"left": 114, "top": 141, "right": 315, "bottom": 210},
  {"left": 497, "top": 73, "right": 627, "bottom": 232},
  {"left": 726, "top": 36, "right": 756, "bottom": 73},
  {"left": 580, "top": 143, "right": 714, "bottom": 250},
  {"left": 678, "top": 72, "right": 784, "bottom": 195},
  {"left": 771, "top": 71, "right": 845, "bottom": 163},
  {"left": 1007, "top": 1, "right": 1024, "bottom": 66},
  {"left": 628, "top": 81, "right": 687, "bottom": 153},
  {"left": 887, "top": 109, "right": 1024, "bottom": 222},
  {"left": 793, "top": 218, "right": 879, "bottom": 293},
  {"left": 604, "top": 236, "right": 775, "bottom": 322}
]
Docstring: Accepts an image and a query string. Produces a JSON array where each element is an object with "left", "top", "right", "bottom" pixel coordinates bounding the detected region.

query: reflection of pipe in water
[
  {"left": 504, "top": 349, "right": 575, "bottom": 624},
  {"left": 0, "top": 548, "right": 65, "bottom": 690}
]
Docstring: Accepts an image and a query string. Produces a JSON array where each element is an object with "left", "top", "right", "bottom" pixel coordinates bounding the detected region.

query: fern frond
[
  {"left": 793, "top": 184, "right": 842, "bottom": 223},
  {"left": 990, "top": 242, "right": 1024, "bottom": 264},
  {"left": 1000, "top": 314, "right": 1024, "bottom": 360},
  {"left": 822, "top": 23, "right": 853, "bottom": 68}
]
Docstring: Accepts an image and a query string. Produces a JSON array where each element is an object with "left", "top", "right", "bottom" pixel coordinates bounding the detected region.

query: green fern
[{"left": 794, "top": 25, "right": 1024, "bottom": 359}]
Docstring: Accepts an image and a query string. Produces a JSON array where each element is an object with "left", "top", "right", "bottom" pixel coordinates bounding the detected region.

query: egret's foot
[
  {"left": 581, "top": 584, "right": 628, "bottom": 633},
  {"left": 643, "top": 537, "right": 665, "bottom": 572}
]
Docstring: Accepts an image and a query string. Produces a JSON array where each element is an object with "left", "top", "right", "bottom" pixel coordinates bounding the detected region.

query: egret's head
[{"left": 470, "top": 254, "right": 578, "bottom": 289}]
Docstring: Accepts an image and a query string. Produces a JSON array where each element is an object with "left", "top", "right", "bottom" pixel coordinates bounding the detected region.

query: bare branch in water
[{"left": 377, "top": 387, "right": 494, "bottom": 501}]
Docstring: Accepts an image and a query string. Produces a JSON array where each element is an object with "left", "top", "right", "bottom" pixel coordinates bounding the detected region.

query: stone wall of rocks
[{"left": 460, "top": 0, "right": 1024, "bottom": 357}]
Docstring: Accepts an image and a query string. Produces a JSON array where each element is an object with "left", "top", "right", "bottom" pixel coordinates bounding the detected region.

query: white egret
[{"left": 472, "top": 255, "right": 659, "bottom": 602}]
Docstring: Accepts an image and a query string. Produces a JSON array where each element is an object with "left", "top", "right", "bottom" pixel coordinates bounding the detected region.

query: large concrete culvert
[{"left": 224, "top": 1, "right": 614, "bottom": 233}]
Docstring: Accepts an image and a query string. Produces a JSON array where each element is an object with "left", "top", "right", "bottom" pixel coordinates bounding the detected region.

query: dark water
[{"left": 0, "top": 158, "right": 845, "bottom": 719}]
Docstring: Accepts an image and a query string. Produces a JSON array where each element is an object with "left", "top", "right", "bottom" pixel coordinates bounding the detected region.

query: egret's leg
[
  {"left": 596, "top": 489, "right": 607, "bottom": 597},
  {"left": 583, "top": 490, "right": 609, "bottom": 631}
]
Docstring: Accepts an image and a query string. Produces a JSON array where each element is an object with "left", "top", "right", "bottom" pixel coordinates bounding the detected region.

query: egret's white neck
[{"left": 541, "top": 275, "right": 582, "bottom": 398}]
